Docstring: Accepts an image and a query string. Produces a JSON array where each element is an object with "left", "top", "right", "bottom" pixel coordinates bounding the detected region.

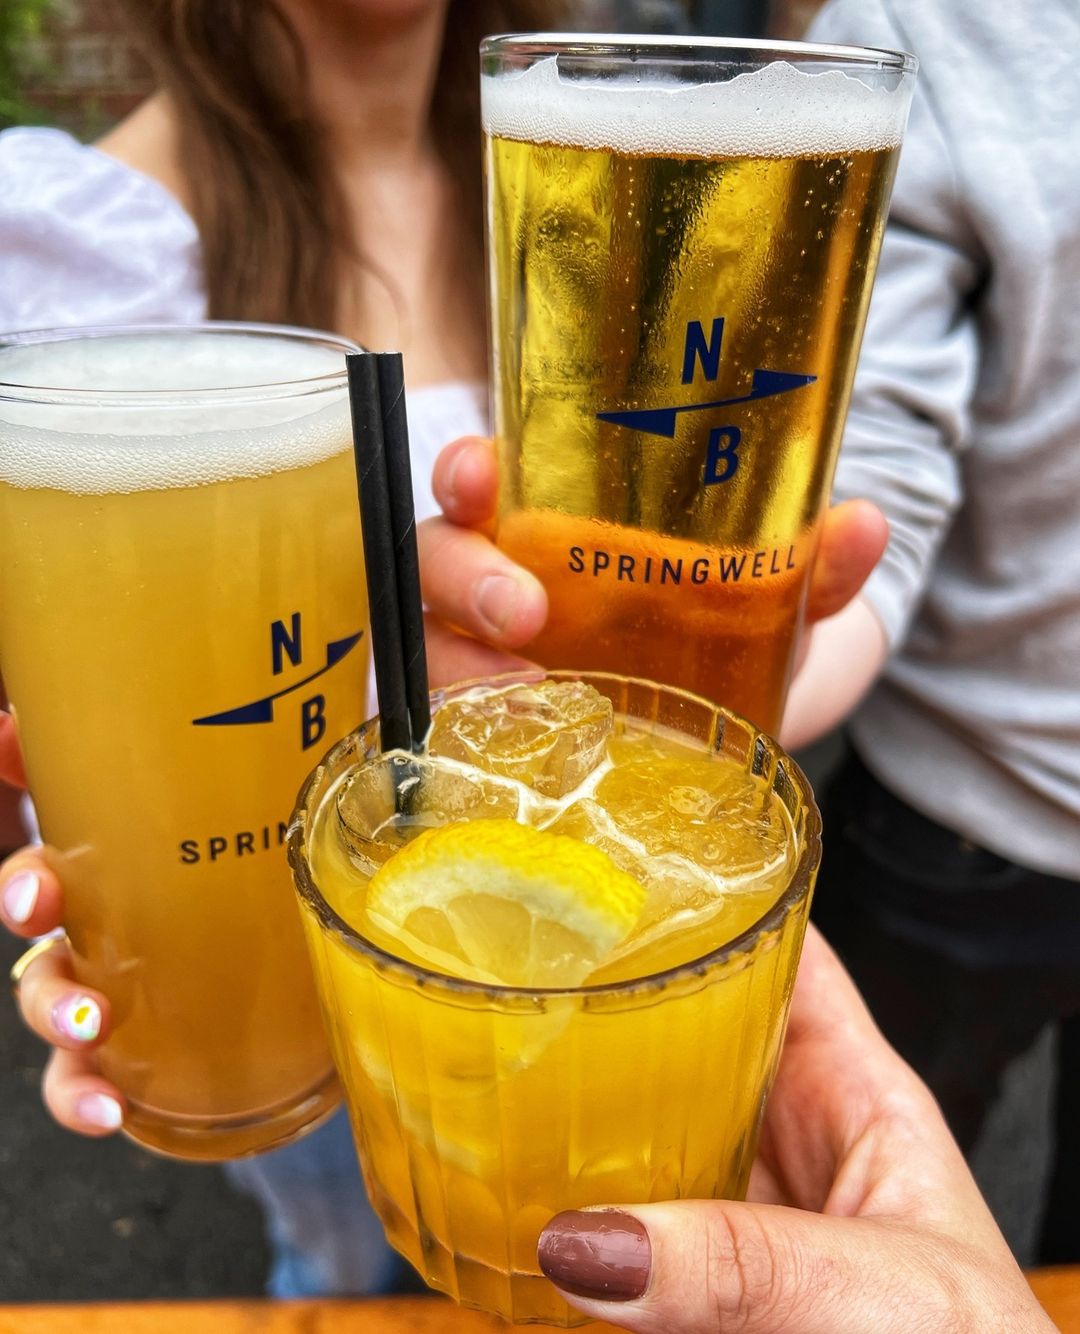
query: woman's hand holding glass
[{"left": 534, "top": 927, "right": 1055, "bottom": 1334}]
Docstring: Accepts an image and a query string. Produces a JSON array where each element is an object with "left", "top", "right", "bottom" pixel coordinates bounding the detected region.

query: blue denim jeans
[{"left": 226, "top": 1107, "right": 404, "bottom": 1298}]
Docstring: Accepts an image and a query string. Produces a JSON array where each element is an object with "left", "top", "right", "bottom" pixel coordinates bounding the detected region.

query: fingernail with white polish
[
  {"left": 53, "top": 994, "right": 102, "bottom": 1043},
  {"left": 75, "top": 1092, "right": 123, "bottom": 1131},
  {"left": 2, "top": 871, "right": 39, "bottom": 924}
]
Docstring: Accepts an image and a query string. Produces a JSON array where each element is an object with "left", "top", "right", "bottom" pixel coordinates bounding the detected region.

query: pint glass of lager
[
  {"left": 483, "top": 36, "right": 917, "bottom": 732},
  {"left": 0, "top": 325, "right": 367, "bottom": 1158}
]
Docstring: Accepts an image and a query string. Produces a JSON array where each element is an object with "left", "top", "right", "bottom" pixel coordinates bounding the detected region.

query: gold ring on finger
[{"left": 8, "top": 932, "right": 67, "bottom": 999}]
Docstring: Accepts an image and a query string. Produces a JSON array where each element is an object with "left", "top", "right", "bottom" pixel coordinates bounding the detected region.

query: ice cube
[
  {"left": 546, "top": 797, "right": 721, "bottom": 919},
  {"left": 335, "top": 752, "right": 523, "bottom": 873},
  {"left": 546, "top": 796, "right": 731, "bottom": 981},
  {"left": 594, "top": 730, "right": 792, "bottom": 886},
  {"left": 428, "top": 680, "right": 613, "bottom": 798},
  {"left": 543, "top": 730, "right": 796, "bottom": 982}
]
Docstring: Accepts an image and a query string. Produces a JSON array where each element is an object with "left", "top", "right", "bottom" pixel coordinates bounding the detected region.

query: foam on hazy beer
[
  {"left": 481, "top": 57, "right": 907, "bottom": 155},
  {"left": 0, "top": 331, "right": 350, "bottom": 494}
]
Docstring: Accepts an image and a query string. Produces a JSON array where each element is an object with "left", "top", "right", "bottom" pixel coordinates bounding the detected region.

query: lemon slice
[{"left": 366, "top": 819, "right": 646, "bottom": 987}]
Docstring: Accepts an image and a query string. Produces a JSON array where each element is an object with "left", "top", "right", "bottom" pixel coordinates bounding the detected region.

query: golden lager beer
[
  {"left": 0, "top": 326, "right": 367, "bottom": 1158},
  {"left": 483, "top": 38, "right": 917, "bottom": 732}
]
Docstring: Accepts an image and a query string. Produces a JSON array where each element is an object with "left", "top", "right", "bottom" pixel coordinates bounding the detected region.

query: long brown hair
[{"left": 117, "top": 1, "right": 564, "bottom": 332}]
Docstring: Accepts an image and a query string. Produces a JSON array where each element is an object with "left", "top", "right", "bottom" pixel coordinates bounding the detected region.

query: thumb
[{"left": 538, "top": 1202, "right": 950, "bottom": 1334}]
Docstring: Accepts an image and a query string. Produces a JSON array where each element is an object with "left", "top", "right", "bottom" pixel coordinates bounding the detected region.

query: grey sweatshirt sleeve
[{"left": 810, "top": 0, "right": 986, "bottom": 646}]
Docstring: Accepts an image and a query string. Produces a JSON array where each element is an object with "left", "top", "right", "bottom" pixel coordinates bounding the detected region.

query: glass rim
[
  {"left": 480, "top": 32, "right": 918, "bottom": 75},
  {"left": 288, "top": 670, "right": 822, "bottom": 1003},
  {"left": 0, "top": 321, "right": 362, "bottom": 407}
]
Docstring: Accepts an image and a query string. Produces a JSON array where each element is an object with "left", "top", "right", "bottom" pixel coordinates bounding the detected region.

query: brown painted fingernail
[{"left": 538, "top": 1209, "right": 651, "bottom": 1302}]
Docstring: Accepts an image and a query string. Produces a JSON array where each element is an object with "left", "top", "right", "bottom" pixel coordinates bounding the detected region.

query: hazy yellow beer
[
  {"left": 291, "top": 672, "right": 820, "bottom": 1325},
  {"left": 0, "top": 326, "right": 367, "bottom": 1158},
  {"left": 484, "top": 37, "right": 917, "bottom": 731}
]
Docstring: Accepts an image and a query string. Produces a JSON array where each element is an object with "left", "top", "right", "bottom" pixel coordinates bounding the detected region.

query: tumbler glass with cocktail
[{"left": 290, "top": 670, "right": 820, "bottom": 1326}]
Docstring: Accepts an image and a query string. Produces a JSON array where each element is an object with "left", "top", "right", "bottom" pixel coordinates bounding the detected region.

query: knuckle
[
  {"left": 704, "top": 1210, "right": 829, "bottom": 1332},
  {"left": 899, "top": 1235, "right": 1006, "bottom": 1334},
  {"left": 40, "top": 1052, "right": 71, "bottom": 1121},
  {"left": 415, "top": 515, "right": 446, "bottom": 556},
  {"left": 15, "top": 991, "right": 40, "bottom": 1033},
  {"left": 15, "top": 964, "right": 48, "bottom": 1021},
  {"left": 0, "top": 849, "right": 39, "bottom": 880},
  {"left": 418, "top": 521, "right": 466, "bottom": 583},
  {"left": 24, "top": 980, "right": 54, "bottom": 1035},
  {"left": 704, "top": 1210, "right": 781, "bottom": 1327}
]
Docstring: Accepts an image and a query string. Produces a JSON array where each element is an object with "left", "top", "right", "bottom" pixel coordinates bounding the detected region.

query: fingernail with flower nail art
[
  {"left": 2, "top": 870, "right": 39, "bottom": 924},
  {"left": 53, "top": 994, "right": 102, "bottom": 1044},
  {"left": 75, "top": 1092, "right": 123, "bottom": 1131}
]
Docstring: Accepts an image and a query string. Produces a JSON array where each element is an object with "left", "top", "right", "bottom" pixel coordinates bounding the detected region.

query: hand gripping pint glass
[
  {"left": 484, "top": 36, "right": 917, "bottom": 731},
  {"left": 0, "top": 325, "right": 367, "bottom": 1158}
]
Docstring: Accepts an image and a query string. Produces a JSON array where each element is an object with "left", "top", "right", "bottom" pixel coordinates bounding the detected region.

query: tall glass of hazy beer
[
  {"left": 484, "top": 36, "right": 917, "bottom": 732},
  {"left": 0, "top": 325, "right": 367, "bottom": 1158}
]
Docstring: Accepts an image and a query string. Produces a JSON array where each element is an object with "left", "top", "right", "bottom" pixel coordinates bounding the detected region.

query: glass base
[
  {"left": 121, "top": 1069, "right": 341, "bottom": 1161},
  {"left": 375, "top": 1191, "right": 588, "bottom": 1328}
]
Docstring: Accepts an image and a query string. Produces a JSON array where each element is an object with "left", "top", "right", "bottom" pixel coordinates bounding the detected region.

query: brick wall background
[{"left": 12, "top": 0, "right": 152, "bottom": 138}]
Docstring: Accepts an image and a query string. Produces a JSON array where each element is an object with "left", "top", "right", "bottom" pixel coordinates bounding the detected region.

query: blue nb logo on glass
[
  {"left": 193, "top": 613, "right": 364, "bottom": 750},
  {"left": 596, "top": 317, "right": 816, "bottom": 484}
]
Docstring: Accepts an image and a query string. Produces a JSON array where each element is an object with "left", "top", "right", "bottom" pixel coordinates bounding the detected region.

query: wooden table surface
[
  {"left": 0, "top": 1298, "right": 620, "bottom": 1333},
  {"left": 1, "top": 1274, "right": 1076, "bottom": 1332},
  {"left": 0, "top": 1298, "right": 498, "bottom": 1333},
  {"left": 1030, "top": 1268, "right": 1080, "bottom": 1331}
]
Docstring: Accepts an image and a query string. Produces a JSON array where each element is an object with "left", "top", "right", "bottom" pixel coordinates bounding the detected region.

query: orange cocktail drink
[{"left": 290, "top": 671, "right": 819, "bottom": 1325}]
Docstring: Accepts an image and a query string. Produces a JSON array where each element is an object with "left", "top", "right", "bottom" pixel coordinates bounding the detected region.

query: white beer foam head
[
  {"left": 0, "top": 330, "right": 352, "bottom": 494},
  {"left": 482, "top": 57, "right": 908, "bottom": 156}
]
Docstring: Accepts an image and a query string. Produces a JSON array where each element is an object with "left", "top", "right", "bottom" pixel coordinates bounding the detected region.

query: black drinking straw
[
  {"left": 375, "top": 353, "right": 431, "bottom": 750},
  {"left": 346, "top": 352, "right": 414, "bottom": 755}
]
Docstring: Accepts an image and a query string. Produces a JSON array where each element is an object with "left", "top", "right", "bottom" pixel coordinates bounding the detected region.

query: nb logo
[
  {"left": 192, "top": 613, "right": 364, "bottom": 751},
  {"left": 596, "top": 316, "right": 816, "bottom": 485}
]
